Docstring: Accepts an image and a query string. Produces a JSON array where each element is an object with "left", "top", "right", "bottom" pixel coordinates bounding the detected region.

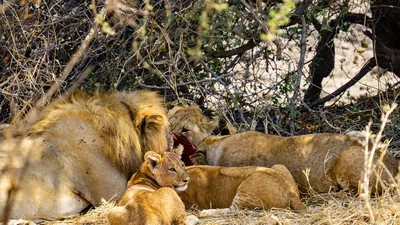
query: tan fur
[
  {"left": 177, "top": 165, "right": 307, "bottom": 212},
  {"left": 0, "top": 90, "right": 170, "bottom": 221},
  {"left": 170, "top": 106, "right": 399, "bottom": 194},
  {"left": 108, "top": 146, "right": 191, "bottom": 225}
]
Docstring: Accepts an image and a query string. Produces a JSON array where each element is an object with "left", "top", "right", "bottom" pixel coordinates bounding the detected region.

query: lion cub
[
  {"left": 177, "top": 165, "right": 307, "bottom": 213},
  {"left": 107, "top": 145, "right": 194, "bottom": 225}
]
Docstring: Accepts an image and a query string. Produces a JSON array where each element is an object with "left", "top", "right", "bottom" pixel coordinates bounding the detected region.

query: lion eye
[
  {"left": 182, "top": 163, "right": 185, "bottom": 168},
  {"left": 181, "top": 128, "right": 189, "bottom": 133},
  {"left": 169, "top": 168, "right": 177, "bottom": 172}
]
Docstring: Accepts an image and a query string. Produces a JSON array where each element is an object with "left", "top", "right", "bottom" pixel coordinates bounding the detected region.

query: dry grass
[{"left": 36, "top": 190, "right": 400, "bottom": 225}]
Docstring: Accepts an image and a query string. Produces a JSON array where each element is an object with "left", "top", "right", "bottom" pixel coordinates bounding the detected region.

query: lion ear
[
  {"left": 220, "top": 123, "right": 237, "bottom": 135},
  {"left": 201, "top": 116, "right": 219, "bottom": 134},
  {"left": 141, "top": 115, "right": 165, "bottom": 133},
  {"left": 167, "top": 106, "right": 183, "bottom": 118},
  {"left": 144, "top": 151, "right": 161, "bottom": 169},
  {"left": 189, "top": 152, "right": 206, "bottom": 165},
  {"left": 171, "top": 144, "right": 184, "bottom": 158}
]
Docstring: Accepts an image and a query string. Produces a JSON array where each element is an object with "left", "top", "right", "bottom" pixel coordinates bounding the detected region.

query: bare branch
[
  {"left": 239, "top": 0, "right": 268, "bottom": 34},
  {"left": 287, "top": 0, "right": 313, "bottom": 26},
  {"left": 210, "top": 39, "right": 260, "bottom": 58},
  {"left": 60, "top": 66, "right": 93, "bottom": 99},
  {"left": 293, "top": 0, "right": 313, "bottom": 16},
  {"left": 139, "top": 73, "right": 234, "bottom": 90},
  {"left": 307, "top": 58, "right": 376, "bottom": 108},
  {"left": 329, "top": 12, "right": 372, "bottom": 28},
  {"left": 289, "top": 16, "right": 307, "bottom": 135},
  {"left": 15, "top": 4, "right": 110, "bottom": 126}
]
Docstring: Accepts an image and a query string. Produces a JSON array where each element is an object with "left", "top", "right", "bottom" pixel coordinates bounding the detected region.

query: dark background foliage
[{"left": 0, "top": 0, "right": 398, "bottom": 147}]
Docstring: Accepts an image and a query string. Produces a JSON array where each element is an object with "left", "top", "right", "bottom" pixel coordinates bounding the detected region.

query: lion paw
[{"left": 187, "top": 214, "right": 200, "bottom": 225}]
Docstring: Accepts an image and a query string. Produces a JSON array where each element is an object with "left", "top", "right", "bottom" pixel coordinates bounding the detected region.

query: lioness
[
  {"left": 0, "top": 90, "right": 170, "bottom": 221},
  {"left": 177, "top": 164, "right": 307, "bottom": 212},
  {"left": 108, "top": 145, "right": 194, "bottom": 225},
  {"left": 169, "top": 106, "right": 399, "bottom": 194}
]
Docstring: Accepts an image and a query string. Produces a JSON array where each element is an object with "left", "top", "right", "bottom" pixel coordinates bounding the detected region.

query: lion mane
[{"left": 30, "top": 91, "right": 168, "bottom": 175}]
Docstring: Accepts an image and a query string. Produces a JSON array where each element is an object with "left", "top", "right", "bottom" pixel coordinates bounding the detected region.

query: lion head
[
  {"left": 30, "top": 90, "right": 170, "bottom": 176},
  {"left": 168, "top": 106, "right": 218, "bottom": 146},
  {"left": 142, "top": 145, "right": 190, "bottom": 191}
]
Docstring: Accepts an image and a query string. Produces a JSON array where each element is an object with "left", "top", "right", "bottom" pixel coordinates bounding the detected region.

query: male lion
[
  {"left": 108, "top": 145, "right": 197, "bottom": 225},
  {"left": 177, "top": 164, "right": 307, "bottom": 213},
  {"left": 169, "top": 106, "right": 399, "bottom": 194},
  {"left": 0, "top": 90, "right": 170, "bottom": 221}
]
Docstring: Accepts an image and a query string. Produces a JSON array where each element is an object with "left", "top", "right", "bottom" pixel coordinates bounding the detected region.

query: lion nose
[{"left": 183, "top": 177, "right": 190, "bottom": 183}]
